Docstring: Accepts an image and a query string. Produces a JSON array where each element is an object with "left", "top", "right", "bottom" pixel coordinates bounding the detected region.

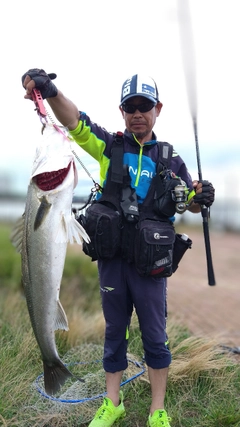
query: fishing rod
[{"left": 178, "top": 0, "right": 216, "bottom": 286}]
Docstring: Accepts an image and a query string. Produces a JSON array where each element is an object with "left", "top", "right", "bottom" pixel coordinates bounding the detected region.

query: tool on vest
[
  {"left": 120, "top": 165, "right": 139, "bottom": 223},
  {"left": 151, "top": 145, "right": 189, "bottom": 218},
  {"left": 171, "top": 179, "right": 188, "bottom": 213}
]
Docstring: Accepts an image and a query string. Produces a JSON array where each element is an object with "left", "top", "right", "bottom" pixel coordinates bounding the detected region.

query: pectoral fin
[
  {"left": 54, "top": 213, "right": 90, "bottom": 244},
  {"left": 34, "top": 196, "right": 52, "bottom": 230},
  {"left": 68, "top": 214, "right": 90, "bottom": 244}
]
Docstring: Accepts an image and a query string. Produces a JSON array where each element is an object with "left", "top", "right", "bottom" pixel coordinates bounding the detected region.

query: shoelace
[
  {"left": 150, "top": 415, "right": 171, "bottom": 427},
  {"left": 95, "top": 403, "right": 115, "bottom": 421},
  {"left": 152, "top": 421, "right": 170, "bottom": 427}
]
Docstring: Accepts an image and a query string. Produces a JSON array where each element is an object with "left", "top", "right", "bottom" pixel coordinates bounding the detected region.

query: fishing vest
[{"left": 78, "top": 132, "right": 192, "bottom": 277}]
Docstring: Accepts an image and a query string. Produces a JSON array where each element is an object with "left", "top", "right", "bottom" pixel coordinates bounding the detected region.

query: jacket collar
[{"left": 123, "top": 130, "right": 158, "bottom": 146}]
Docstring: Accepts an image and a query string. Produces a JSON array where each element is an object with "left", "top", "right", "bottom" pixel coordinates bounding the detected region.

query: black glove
[
  {"left": 21, "top": 68, "right": 58, "bottom": 99},
  {"left": 193, "top": 180, "right": 215, "bottom": 207}
]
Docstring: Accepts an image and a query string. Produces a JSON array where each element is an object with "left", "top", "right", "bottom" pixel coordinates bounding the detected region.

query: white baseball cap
[{"left": 120, "top": 74, "right": 159, "bottom": 105}]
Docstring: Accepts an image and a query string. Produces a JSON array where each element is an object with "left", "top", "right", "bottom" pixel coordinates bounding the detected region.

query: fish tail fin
[{"left": 43, "top": 359, "right": 73, "bottom": 396}]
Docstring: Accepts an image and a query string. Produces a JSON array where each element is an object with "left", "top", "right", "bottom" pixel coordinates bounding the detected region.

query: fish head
[{"left": 31, "top": 124, "right": 78, "bottom": 192}]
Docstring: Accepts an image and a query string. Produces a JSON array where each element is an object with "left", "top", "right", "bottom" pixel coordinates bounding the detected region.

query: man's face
[{"left": 120, "top": 96, "right": 162, "bottom": 143}]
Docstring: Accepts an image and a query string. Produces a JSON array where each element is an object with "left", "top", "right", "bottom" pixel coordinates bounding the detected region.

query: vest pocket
[
  {"left": 78, "top": 202, "right": 122, "bottom": 261},
  {"left": 134, "top": 219, "right": 175, "bottom": 277}
]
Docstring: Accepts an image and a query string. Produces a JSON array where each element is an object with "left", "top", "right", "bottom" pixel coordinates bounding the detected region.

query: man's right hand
[{"left": 22, "top": 68, "right": 58, "bottom": 100}]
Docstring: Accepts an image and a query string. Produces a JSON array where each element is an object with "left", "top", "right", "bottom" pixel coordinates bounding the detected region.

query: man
[{"left": 22, "top": 69, "right": 215, "bottom": 427}]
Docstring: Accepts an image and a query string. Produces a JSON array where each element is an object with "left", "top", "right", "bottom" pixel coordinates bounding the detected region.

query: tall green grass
[{"left": 1, "top": 222, "right": 240, "bottom": 427}]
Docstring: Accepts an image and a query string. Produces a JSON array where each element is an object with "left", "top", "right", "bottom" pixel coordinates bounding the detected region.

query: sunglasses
[{"left": 121, "top": 101, "right": 157, "bottom": 114}]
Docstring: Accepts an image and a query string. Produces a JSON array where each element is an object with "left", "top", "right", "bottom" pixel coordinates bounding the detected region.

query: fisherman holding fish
[{"left": 22, "top": 69, "right": 215, "bottom": 427}]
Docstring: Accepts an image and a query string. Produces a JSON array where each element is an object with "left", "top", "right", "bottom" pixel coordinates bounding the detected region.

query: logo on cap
[
  {"left": 142, "top": 83, "right": 156, "bottom": 97},
  {"left": 122, "top": 77, "right": 133, "bottom": 99}
]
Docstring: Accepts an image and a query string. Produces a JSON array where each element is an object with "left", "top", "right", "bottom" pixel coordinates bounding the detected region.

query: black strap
[
  {"left": 155, "top": 142, "right": 173, "bottom": 199},
  {"left": 142, "top": 141, "right": 173, "bottom": 209},
  {"left": 96, "top": 132, "right": 124, "bottom": 211},
  {"left": 111, "top": 132, "right": 124, "bottom": 183},
  {"left": 158, "top": 141, "right": 173, "bottom": 169}
]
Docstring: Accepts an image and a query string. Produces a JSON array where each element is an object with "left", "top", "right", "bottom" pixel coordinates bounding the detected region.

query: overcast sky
[{"left": 1, "top": 0, "right": 239, "bottom": 198}]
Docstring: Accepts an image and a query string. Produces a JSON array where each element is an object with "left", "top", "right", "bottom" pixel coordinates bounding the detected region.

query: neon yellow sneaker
[
  {"left": 88, "top": 390, "right": 126, "bottom": 427},
  {"left": 147, "top": 409, "right": 171, "bottom": 427}
]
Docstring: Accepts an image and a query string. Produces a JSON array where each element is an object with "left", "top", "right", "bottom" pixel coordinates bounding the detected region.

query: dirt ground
[{"left": 168, "top": 227, "right": 240, "bottom": 348}]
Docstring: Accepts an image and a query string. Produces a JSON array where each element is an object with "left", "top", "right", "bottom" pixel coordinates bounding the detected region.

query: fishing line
[
  {"left": 71, "top": 148, "right": 102, "bottom": 192},
  {"left": 45, "top": 106, "right": 100, "bottom": 191},
  {"left": 35, "top": 358, "right": 146, "bottom": 404}
]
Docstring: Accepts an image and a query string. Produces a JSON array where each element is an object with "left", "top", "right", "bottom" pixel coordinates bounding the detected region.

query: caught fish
[{"left": 11, "top": 123, "right": 89, "bottom": 395}]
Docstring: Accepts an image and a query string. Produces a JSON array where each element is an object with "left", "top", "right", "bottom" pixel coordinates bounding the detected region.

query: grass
[{"left": 1, "top": 222, "right": 240, "bottom": 426}]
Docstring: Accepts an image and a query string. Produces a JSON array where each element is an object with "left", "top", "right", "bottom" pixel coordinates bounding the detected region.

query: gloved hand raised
[
  {"left": 22, "top": 68, "right": 58, "bottom": 99},
  {"left": 193, "top": 180, "right": 215, "bottom": 207}
]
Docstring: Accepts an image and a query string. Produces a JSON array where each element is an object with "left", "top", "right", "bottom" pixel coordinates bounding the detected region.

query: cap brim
[{"left": 120, "top": 93, "right": 157, "bottom": 106}]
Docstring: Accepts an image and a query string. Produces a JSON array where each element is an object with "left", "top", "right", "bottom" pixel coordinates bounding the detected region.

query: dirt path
[{"left": 168, "top": 227, "right": 240, "bottom": 347}]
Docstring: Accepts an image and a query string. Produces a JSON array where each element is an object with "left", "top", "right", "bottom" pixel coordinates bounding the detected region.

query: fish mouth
[{"left": 34, "top": 162, "right": 71, "bottom": 191}]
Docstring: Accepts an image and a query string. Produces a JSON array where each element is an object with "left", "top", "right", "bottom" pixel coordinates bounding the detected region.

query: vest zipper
[{"left": 135, "top": 145, "right": 143, "bottom": 187}]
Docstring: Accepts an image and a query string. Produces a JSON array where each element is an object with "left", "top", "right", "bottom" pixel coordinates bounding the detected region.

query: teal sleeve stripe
[{"left": 69, "top": 119, "right": 110, "bottom": 187}]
